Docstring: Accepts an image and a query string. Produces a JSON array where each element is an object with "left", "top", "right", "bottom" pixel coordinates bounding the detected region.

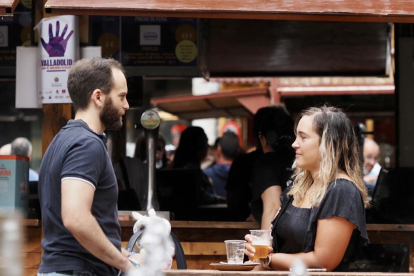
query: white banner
[
  {"left": 15, "top": 46, "right": 101, "bottom": 109},
  {"left": 35, "top": 15, "right": 79, "bottom": 104},
  {"left": 16, "top": 47, "right": 41, "bottom": 108}
]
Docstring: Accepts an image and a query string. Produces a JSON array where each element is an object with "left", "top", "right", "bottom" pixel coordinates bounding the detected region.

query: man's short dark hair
[
  {"left": 220, "top": 132, "right": 239, "bottom": 160},
  {"left": 11, "top": 137, "right": 32, "bottom": 157},
  {"left": 67, "top": 57, "right": 125, "bottom": 112}
]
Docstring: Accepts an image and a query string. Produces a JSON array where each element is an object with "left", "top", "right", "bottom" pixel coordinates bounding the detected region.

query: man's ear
[{"left": 91, "top": 89, "right": 104, "bottom": 108}]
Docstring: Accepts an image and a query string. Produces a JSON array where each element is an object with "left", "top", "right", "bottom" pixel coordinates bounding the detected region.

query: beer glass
[
  {"left": 249, "top": 230, "right": 272, "bottom": 259},
  {"left": 224, "top": 240, "right": 246, "bottom": 264}
]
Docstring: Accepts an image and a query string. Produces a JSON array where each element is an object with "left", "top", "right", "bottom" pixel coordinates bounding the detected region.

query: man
[
  {"left": 203, "top": 131, "right": 239, "bottom": 197},
  {"left": 10, "top": 137, "right": 39, "bottom": 181},
  {"left": 363, "top": 137, "right": 381, "bottom": 196},
  {"left": 38, "top": 57, "right": 134, "bottom": 275}
]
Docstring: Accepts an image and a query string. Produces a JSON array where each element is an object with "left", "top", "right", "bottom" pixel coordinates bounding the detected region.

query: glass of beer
[{"left": 249, "top": 230, "right": 272, "bottom": 259}]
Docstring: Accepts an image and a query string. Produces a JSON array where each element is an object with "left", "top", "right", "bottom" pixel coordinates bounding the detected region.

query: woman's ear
[{"left": 91, "top": 89, "right": 104, "bottom": 108}]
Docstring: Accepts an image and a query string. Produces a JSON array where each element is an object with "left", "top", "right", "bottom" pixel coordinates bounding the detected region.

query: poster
[
  {"left": 121, "top": 17, "right": 198, "bottom": 67},
  {"left": 35, "top": 15, "right": 79, "bottom": 104},
  {"left": 89, "top": 16, "right": 120, "bottom": 60}
]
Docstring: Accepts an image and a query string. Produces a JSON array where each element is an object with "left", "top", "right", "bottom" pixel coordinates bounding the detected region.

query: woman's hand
[{"left": 244, "top": 234, "right": 273, "bottom": 261}]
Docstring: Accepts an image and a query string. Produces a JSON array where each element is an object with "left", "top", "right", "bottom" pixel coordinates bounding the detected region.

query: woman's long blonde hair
[{"left": 288, "top": 106, "right": 369, "bottom": 208}]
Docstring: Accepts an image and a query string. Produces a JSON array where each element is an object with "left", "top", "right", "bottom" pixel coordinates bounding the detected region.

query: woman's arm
[
  {"left": 246, "top": 216, "right": 355, "bottom": 271},
  {"left": 260, "top": 186, "right": 282, "bottom": 229}
]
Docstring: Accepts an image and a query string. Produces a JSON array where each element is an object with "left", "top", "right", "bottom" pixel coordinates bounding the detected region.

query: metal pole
[{"left": 140, "top": 110, "right": 161, "bottom": 211}]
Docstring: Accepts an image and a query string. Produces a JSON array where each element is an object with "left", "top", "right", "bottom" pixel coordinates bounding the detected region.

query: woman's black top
[
  {"left": 271, "top": 179, "right": 369, "bottom": 271},
  {"left": 276, "top": 204, "right": 311, "bottom": 253},
  {"left": 251, "top": 147, "right": 295, "bottom": 223}
]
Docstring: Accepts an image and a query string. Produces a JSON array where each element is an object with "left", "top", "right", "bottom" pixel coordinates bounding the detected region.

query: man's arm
[{"left": 61, "top": 179, "right": 134, "bottom": 273}]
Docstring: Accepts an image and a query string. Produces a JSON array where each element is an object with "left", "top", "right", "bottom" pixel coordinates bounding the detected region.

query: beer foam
[{"left": 252, "top": 240, "right": 269, "bottom": 246}]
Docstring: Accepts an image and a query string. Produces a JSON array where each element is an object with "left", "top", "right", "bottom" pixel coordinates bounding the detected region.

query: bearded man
[{"left": 38, "top": 57, "right": 135, "bottom": 276}]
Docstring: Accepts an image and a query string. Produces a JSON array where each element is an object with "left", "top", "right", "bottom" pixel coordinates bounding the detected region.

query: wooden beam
[
  {"left": 42, "top": 104, "right": 72, "bottom": 156},
  {"left": 44, "top": 0, "right": 414, "bottom": 23}
]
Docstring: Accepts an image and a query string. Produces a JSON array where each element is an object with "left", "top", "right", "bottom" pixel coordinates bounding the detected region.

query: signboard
[
  {"left": 35, "top": 15, "right": 79, "bottom": 104},
  {"left": 90, "top": 16, "right": 120, "bottom": 60},
  {"left": 141, "top": 110, "right": 161, "bottom": 130},
  {"left": 121, "top": 17, "right": 198, "bottom": 67},
  {"left": 0, "top": 1, "right": 32, "bottom": 68},
  {"left": 0, "top": 156, "right": 29, "bottom": 216},
  {"left": 89, "top": 16, "right": 201, "bottom": 76}
]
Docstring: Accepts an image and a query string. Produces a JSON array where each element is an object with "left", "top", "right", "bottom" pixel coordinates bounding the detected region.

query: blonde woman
[{"left": 245, "top": 106, "right": 369, "bottom": 271}]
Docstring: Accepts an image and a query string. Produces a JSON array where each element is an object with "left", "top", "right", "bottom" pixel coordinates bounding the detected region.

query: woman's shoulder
[{"left": 325, "top": 178, "right": 362, "bottom": 202}]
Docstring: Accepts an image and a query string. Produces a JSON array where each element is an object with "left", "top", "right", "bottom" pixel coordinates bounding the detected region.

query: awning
[
  {"left": 45, "top": 0, "right": 414, "bottom": 23},
  {"left": 278, "top": 85, "right": 395, "bottom": 96},
  {"left": 0, "top": 0, "right": 19, "bottom": 15},
  {"left": 151, "top": 88, "right": 269, "bottom": 120}
]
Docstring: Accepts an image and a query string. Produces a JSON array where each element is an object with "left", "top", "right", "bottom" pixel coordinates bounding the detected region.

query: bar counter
[{"left": 23, "top": 220, "right": 414, "bottom": 275}]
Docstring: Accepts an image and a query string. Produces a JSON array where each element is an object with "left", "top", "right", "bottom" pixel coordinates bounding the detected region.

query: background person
[
  {"left": 203, "top": 131, "right": 239, "bottom": 198},
  {"left": 363, "top": 137, "right": 381, "bottom": 197},
  {"left": 11, "top": 137, "right": 39, "bottom": 181},
  {"left": 134, "top": 133, "right": 170, "bottom": 169},
  {"left": 250, "top": 106, "right": 295, "bottom": 229},
  {"left": 245, "top": 106, "right": 369, "bottom": 272},
  {"left": 173, "top": 126, "right": 222, "bottom": 205},
  {"left": 225, "top": 107, "right": 268, "bottom": 221},
  {"left": 38, "top": 57, "right": 134, "bottom": 276},
  {"left": 0, "top": 143, "right": 11, "bottom": 155}
]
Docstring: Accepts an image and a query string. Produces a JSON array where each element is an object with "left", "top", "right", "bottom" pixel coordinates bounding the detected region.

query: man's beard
[{"left": 100, "top": 96, "right": 123, "bottom": 131}]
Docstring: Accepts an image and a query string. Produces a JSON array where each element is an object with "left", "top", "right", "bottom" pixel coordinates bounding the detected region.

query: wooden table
[
  {"left": 119, "top": 221, "right": 414, "bottom": 271},
  {"left": 23, "top": 220, "right": 414, "bottom": 275},
  {"left": 165, "top": 270, "right": 412, "bottom": 276},
  {"left": 366, "top": 224, "right": 414, "bottom": 270}
]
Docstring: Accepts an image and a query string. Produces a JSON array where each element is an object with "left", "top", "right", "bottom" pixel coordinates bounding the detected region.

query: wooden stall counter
[
  {"left": 120, "top": 220, "right": 260, "bottom": 269},
  {"left": 24, "top": 220, "right": 414, "bottom": 275},
  {"left": 23, "top": 219, "right": 42, "bottom": 276},
  {"left": 120, "top": 221, "right": 414, "bottom": 271}
]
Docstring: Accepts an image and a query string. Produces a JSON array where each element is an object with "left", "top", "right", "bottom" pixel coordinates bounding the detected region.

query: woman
[
  {"left": 245, "top": 106, "right": 369, "bottom": 271},
  {"left": 250, "top": 106, "right": 295, "bottom": 229}
]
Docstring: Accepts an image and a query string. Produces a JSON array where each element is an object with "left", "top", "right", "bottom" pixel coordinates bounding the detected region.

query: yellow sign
[{"left": 175, "top": 40, "right": 197, "bottom": 63}]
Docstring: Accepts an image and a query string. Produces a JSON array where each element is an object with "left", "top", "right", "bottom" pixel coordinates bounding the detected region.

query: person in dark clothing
[
  {"left": 38, "top": 57, "right": 135, "bottom": 276},
  {"left": 134, "top": 133, "right": 170, "bottom": 169},
  {"left": 250, "top": 106, "right": 295, "bottom": 229},
  {"left": 245, "top": 106, "right": 369, "bottom": 272},
  {"left": 204, "top": 131, "right": 239, "bottom": 197},
  {"left": 173, "top": 126, "right": 222, "bottom": 205},
  {"left": 226, "top": 107, "right": 271, "bottom": 221}
]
